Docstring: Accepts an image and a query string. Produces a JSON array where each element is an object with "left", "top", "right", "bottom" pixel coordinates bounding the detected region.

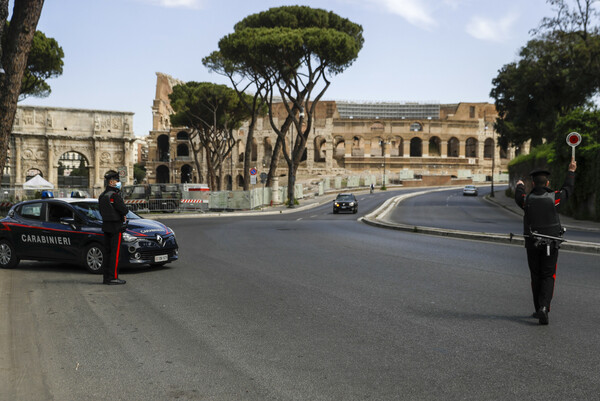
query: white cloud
[
  {"left": 137, "top": 0, "right": 204, "bottom": 9},
  {"left": 360, "top": 0, "right": 437, "bottom": 29},
  {"left": 466, "top": 13, "right": 519, "bottom": 43}
]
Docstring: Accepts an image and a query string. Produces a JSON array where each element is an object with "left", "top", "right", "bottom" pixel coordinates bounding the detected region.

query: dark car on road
[
  {"left": 333, "top": 193, "right": 358, "bottom": 214},
  {"left": 0, "top": 198, "right": 178, "bottom": 274}
]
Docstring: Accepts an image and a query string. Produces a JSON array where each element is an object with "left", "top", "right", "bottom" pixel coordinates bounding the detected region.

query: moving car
[
  {"left": 333, "top": 193, "right": 358, "bottom": 214},
  {"left": 463, "top": 185, "right": 478, "bottom": 196},
  {"left": 0, "top": 198, "right": 178, "bottom": 274}
]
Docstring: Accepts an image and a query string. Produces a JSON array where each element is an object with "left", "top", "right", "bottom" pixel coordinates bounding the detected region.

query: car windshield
[
  {"left": 465, "top": 186, "right": 475, "bottom": 189},
  {"left": 336, "top": 195, "right": 355, "bottom": 201},
  {"left": 71, "top": 202, "right": 140, "bottom": 221}
]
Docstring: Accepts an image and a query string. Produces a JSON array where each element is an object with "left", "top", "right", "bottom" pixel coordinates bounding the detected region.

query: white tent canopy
[{"left": 23, "top": 174, "right": 54, "bottom": 189}]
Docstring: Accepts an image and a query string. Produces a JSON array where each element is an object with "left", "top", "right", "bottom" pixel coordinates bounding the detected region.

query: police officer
[
  {"left": 514, "top": 159, "right": 576, "bottom": 325},
  {"left": 99, "top": 170, "right": 129, "bottom": 285}
]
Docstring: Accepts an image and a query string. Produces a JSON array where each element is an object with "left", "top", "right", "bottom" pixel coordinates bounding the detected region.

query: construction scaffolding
[{"left": 336, "top": 101, "right": 440, "bottom": 120}]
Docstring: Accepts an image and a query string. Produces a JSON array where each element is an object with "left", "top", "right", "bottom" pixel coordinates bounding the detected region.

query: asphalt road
[
  {"left": 388, "top": 185, "right": 600, "bottom": 244},
  {"left": 2, "top": 190, "right": 600, "bottom": 400}
]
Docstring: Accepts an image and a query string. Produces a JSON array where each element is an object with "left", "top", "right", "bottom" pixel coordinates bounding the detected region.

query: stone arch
[
  {"left": 176, "top": 130, "right": 189, "bottom": 140},
  {"left": 263, "top": 137, "right": 273, "bottom": 166},
  {"left": 156, "top": 165, "right": 170, "bottom": 183},
  {"left": 447, "top": 137, "right": 459, "bottom": 157},
  {"left": 157, "top": 134, "right": 170, "bottom": 162},
  {"left": 26, "top": 168, "right": 43, "bottom": 181},
  {"left": 237, "top": 140, "right": 244, "bottom": 163},
  {"left": 371, "top": 136, "right": 384, "bottom": 157},
  {"left": 314, "top": 136, "right": 327, "bottom": 162},
  {"left": 410, "top": 137, "right": 423, "bottom": 157},
  {"left": 58, "top": 151, "right": 90, "bottom": 188},
  {"left": 181, "top": 164, "right": 192, "bottom": 183},
  {"left": 484, "top": 138, "right": 494, "bottom": 159},
  {"left": 410, "top": 122, "right": 423, "bottom": 132},
  {"left": 334, "top": 137, "right": 345, "bottom": 158},
  {"left": 236, "top": 174, "right": 244, "bottom": 188},
  {"left": 428, "top": 136, "right": 441, "bottom": 157},
  {"left": 391, "top": 136, "right": 403, "bottom": 156},
  {"left": 352, "top": 136, "right": 364, "bottom": 156},
  {"left": 466, "top": 137, "right": 478, "bottom": 158},
  {"left": 251, "top": 138, "right": 258, "bottom": 162},
  {"left": 225, "top": 174, "right": 232, "bottom": 190},
  {"left": 177, "top": 143, "right": 189, "bottom": 157}
]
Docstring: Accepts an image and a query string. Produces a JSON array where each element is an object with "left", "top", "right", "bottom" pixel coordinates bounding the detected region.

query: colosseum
[{"left": 144, "top": 73, "right": 522, "bottom": 189}]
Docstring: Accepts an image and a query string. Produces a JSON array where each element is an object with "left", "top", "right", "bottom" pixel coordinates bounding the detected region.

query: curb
[{"left": 361, "top": 190, "right": 600, "bottom": 255}]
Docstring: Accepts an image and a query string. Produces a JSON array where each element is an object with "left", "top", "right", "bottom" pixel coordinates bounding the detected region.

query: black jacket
[
  {"left": 515, "top": 171, "right": 574, "bottom": 248},
  {"left": 98, "top": 186, "right": 129, "bottom": 233}
]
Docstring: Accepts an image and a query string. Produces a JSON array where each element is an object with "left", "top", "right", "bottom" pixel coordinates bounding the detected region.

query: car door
[
  {"left": 10, "top": 201, "right": 53, "bottom": 259},
  {"left": 41, "top": 201, "right": 86, "bottom": 261}
]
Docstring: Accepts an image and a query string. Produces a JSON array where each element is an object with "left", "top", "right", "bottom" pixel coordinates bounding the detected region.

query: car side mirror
[
  {"left": 60, "top": 216, "right": 77, "bottom": 230},
  {"left": 8, "top": 210, "right": 14, "bottom": 218}
]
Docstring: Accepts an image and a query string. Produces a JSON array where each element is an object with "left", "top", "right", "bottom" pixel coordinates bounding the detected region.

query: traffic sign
[
  {"left": 250, "top": 167, "right": 257, "bottom": 176},
  {"left": 566, "top": 132, "right": 582, "bottom": 159},
  {"left": 260, "top": 172, "right": 268, "bottom": 184},
  {"left": 118, "top": 166, "right": 127, "bottom": 178}
]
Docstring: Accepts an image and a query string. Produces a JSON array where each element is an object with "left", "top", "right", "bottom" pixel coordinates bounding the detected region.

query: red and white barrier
[{"left": 180, "top": 199, "right": 207, "bottom": 204}]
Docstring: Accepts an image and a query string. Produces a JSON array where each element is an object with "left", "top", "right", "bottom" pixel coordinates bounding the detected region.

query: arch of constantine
[
  {"left": 5, "top": 105, "right": 135, "bottom": 194},
  {"left": 145, "top": 73, "right": 523, "bottom": 189}
]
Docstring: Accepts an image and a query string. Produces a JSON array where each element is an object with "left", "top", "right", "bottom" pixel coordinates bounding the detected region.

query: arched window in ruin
[
  {"left": 500, "top": 145, "right": 508, "bottom": 159},
  {"left": 156, "top": 165, "right": 170, "bottom": 183},
  {"left": 352, "top": 136, "right": 364, "bottom": 156},
  {"left": 181, "top": 164, "right": 192, "bottom": 183},
  {"left": 370, "top": 137, "right": 384, "bottom": 157},
  {"left": 484, "top": 138, "right": 494, "bottom": 159},
  {"left": 176, "top": 131, "right": 189, "bottom": 140},
  {"left": 391, "top": 137, "right": 402, "bottom": 156},
  {"left": 157, "top": 134, "right": 170, "bottom": 162},
  {"left": 251, "top": 138, "right": 258, "bottom": 162},
  {"left": 410, "top": 122, "right": 423, "bottom": 132},
  {"left": 410, "top": 137, "right": 422, "bottom": 157},
  {"left": 334, "top": 139, "right": 345, "bottom": 159},
  {"left": 237, "top": 174, "right": 244, "bottom": 188},
  {"left": 314, "top": 137, "right": 326, "bottom": 162},
  {"left": 466, "top": 137, "right": 478, "bottom": 158},
  {"left": 177, "top": 143, "right": 189, "bottom": 157},
  {"left": 447, "top": 137, "right": 459, "bottom": 157},
  {"left": 238, "top": 140, "right": 244, "bottom": 163},
  {"left": 225, "top": 174, "right": 232, "bottom": 190},
  {"left": 263, "top": 138, "right": 273, "bottom": 166},
  {"left": 428, "top": 136, "right": 441, "bottom": 157}
]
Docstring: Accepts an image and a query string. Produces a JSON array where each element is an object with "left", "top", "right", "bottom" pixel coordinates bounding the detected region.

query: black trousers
[
  {"left": 526, "top": 246, "right": 559, "bottom": 311},
  {"left": 103, "top": 231, "right": 123, "bottom": 281}
]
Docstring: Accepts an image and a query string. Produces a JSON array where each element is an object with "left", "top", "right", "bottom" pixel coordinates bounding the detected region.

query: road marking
[
  {"left": 296, "top": 218, "right": 303, "bottom": 221},
  {"left": 310, "top": 215, "right": 318, "bottom": 218}
]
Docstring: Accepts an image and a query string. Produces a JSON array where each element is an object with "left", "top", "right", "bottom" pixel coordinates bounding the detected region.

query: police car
[{"left": 0, "top": 197, "right": 178, "bottom": 274}]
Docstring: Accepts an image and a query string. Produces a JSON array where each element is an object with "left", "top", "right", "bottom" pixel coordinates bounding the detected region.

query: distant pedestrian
[
  {"left": 98, "top": 170, "right": 128, "bottom": 285},
  {"left": 370, "top": 183, "right": 374, "bottom": 194},
  {"left": 514, "top": 158, "right": 576, "bottom": 325}
]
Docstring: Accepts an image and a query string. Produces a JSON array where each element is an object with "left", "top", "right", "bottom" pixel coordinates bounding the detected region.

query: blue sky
[{"left": 15, "top": 0, "right": 555, "bottom": 137}]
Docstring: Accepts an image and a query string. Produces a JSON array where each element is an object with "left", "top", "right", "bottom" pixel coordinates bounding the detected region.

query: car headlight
[
  {"left": 335, "top": 203, "right": 339, "bottom": 207},
  {"left": 122, "top": 232, "right": 138, "bottom": 242},
  {"left": 349, "top": 202, "right": 355, "bottom": 206}
]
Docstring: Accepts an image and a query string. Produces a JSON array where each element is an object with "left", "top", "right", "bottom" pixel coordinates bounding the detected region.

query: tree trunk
[
  {"left": 266, "top": 135, "right": 282, "bottom": 187},
  {"left": 0, "top": 0, "right": 45, "bottom": 176}
]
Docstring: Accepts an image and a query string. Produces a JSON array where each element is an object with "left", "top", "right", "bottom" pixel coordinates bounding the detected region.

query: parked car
[
  {"left": 333, "top": 193, "right": 358, "bottom": 214},
  {"left": 0, "top": 197, "right": 178, "bottom": 273},
  {"left": 463, "top": 185, "right": 478, "bottom": 196}
]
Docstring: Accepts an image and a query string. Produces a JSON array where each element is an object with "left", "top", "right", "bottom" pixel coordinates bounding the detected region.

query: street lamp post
[
  {"left": 380, "top": 140, "right": 389, "bottom": 189},
  {"left": 487, "top": 122, "right": 496, "bottom": 198}
]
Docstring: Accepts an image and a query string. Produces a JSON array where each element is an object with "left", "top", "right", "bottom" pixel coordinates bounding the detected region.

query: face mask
[{"left": 115, "top": 182, "right": 122, "bottom": 190}]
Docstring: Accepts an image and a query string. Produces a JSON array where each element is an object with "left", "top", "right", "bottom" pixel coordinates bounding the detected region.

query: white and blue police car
[{"left": 0, "top": 196, "right": 178, "bottom": 273}]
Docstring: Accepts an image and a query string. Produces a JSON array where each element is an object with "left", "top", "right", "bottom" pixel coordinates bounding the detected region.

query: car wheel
[
  {"left": 353, "top": 208, "right": 358, "bottom": 214},
  {"left": 0, "top": 240, "right": 19, "bottom": 269},
  {"left": 83, "top": 243, "right": 106, "bottom": 274}
]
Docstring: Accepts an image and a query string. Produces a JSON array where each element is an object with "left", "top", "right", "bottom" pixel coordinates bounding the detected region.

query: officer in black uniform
[
  {"left": 514, "top": 159, "right": 576, "bottom": 325},
  {"left": 99, "top": 170, "right": 129, "bottom": 285}
]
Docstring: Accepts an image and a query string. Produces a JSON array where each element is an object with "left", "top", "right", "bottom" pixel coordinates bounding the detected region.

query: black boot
[{"left": 538, "top": 306, "right": 549, "bottom": 325}]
